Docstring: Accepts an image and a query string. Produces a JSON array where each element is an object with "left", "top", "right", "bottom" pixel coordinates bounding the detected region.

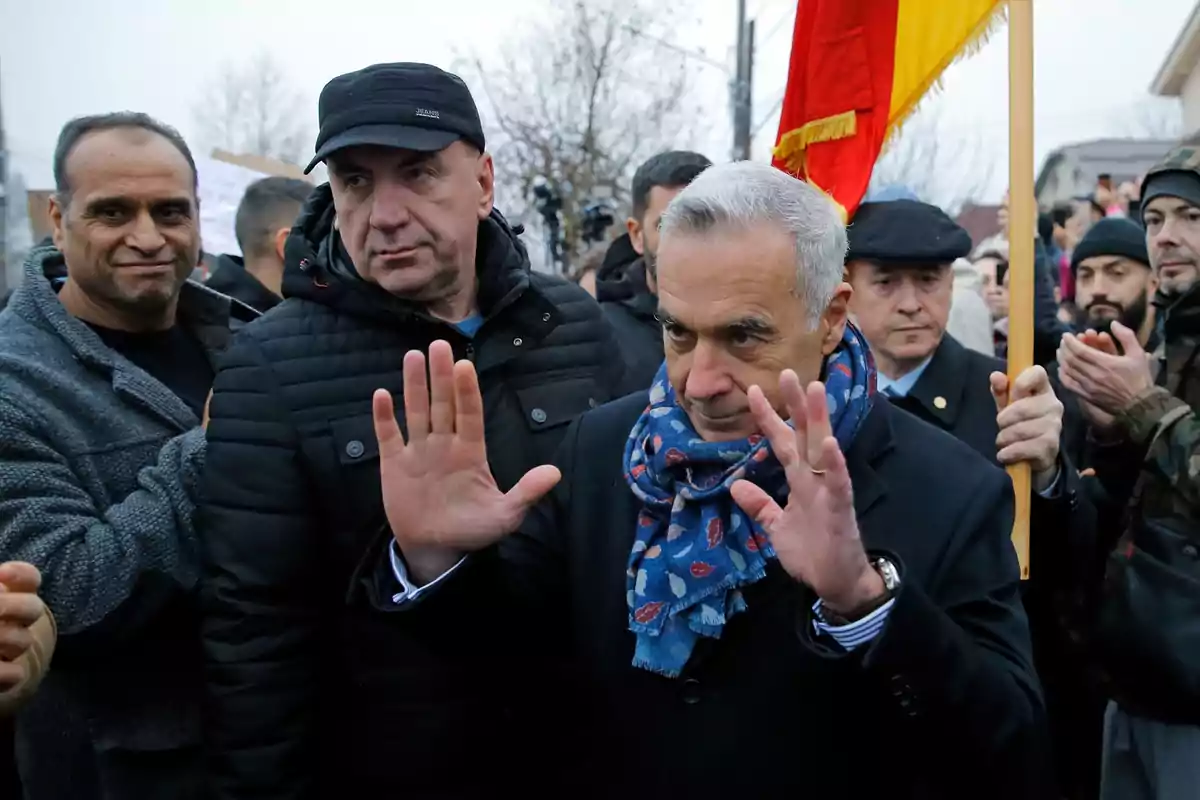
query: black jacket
[
  {"left": 597, "top": 259, "right": 662, "bottom": 390},
  {"left": 199, "top": 186, "right": 627, "bottom": 799},
  {"left": 366, "top": 394, "right": 1054, "bottom": 798},
  {"left": 205, "top": 254, "right": 282, "bottom": 314},
  {"left": 887, "top": 334, "right": 1100, "bottom": 800}
]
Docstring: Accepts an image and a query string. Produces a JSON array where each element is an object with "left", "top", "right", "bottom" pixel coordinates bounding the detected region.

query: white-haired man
[{"left": 364, "top": 162, "right": 1059, "bottom": 798}]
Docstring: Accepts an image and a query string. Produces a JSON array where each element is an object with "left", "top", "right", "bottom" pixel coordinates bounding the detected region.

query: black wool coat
[{"left": 365, "top": 393, "right": 1057, "bottom": 799}]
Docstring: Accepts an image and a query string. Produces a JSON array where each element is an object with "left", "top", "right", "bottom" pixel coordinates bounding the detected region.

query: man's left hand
[
  {"left": 1057, "top": 321, "right": 1154, "bottom": 415},
  {"left": 730, "top": 370, "right": 884, "bottom": 617},
  {"left": 990, "top": 365, "right": 1063, "bottom": 494}
]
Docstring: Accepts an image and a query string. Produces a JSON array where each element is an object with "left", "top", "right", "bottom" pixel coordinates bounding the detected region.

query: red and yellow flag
[{"left": 771, "top": 0, "right": 1004, "bottom": 219}]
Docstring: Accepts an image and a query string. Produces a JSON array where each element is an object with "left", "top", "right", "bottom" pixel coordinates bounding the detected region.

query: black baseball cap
[{"left": 304, "top": 62, "right": 486, "bottom": 174}]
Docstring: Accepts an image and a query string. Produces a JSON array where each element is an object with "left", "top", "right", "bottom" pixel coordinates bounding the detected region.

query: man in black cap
[{"left": 199, "top": 62, "right": 625, "bottom": 798}]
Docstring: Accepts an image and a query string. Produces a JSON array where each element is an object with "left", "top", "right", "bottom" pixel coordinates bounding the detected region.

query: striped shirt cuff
[
  {"left": 389, "top": 543, "right": 466, "bottom": 604},
  {"left": 811, "top": 597, "right": 896, "bottom": 651}
]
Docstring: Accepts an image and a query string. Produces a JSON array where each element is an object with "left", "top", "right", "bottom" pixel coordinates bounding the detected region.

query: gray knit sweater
[{"left": 0, "top": 247, "right": 235, "bottom": 635}]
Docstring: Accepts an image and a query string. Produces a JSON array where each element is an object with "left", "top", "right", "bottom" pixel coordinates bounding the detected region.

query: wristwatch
[{"left": 820, "top": 556, "right": 901, "bottom": 626}]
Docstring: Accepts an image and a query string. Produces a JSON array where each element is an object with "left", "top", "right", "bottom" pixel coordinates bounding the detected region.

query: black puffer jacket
[
  {"left": 200, "top": 185, "right": 626, "bottom": 799},
  {"left": 597, "top": 258, "right": 662, "bottom": 390},
  {"left": 205, "top": 253, "right": 282, "bottom": 314}
]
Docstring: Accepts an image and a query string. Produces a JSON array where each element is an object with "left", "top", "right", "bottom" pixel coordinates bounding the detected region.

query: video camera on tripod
[{"left": 579, "top": 199, "right": 617, "bottom": 246}]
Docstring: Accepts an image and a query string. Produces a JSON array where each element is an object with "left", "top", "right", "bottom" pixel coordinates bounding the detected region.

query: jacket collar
[
  {"left": 9, "top": 246, "right": 246, "bottom": 430},
  {"left": 844, "top": 397, "right": 894, "bottom": 520},
  {"left": 1155, "top": 280, "right": 1200, "bottom": 341},
  {"left": 205, "top": 254, "right": 281, "bottom": 314},
  {"left": 903, "top": 334, "right": 972, "bottom": 428},
  {"left": 280, "top": 183, "right": 548, "bottom": 335}
]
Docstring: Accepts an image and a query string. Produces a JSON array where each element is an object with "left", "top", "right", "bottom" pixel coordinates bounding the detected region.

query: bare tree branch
[
  {"left": 868, "top": 101, "right": 995, "bottom": 216},
  {"left": 460, "top": 0, "right": 706, "bottom": 272},
  {"left": 1114, "top": 97, "right": 1185, "bottom": 140},
  {"left": 193, "top": 52, "right": 312, "bottom": 167}
]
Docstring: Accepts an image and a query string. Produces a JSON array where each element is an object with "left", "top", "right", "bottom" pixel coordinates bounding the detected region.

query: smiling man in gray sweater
[{"left": 0, "top": 112, "right": 254, "bottom": 799}]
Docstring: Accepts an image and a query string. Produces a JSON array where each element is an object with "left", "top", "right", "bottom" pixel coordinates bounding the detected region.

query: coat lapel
[
  {"left": 845, "top": 399, "right": 894, "bottom": 521},
  {"left": 905, "top": 335, "right": 970, "bottom": 430}
]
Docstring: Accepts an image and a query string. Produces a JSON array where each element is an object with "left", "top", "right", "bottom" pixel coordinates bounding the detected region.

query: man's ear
[
  {"left": 48, "top": 195, "right": 66, "bottom": 251},
  {"left": 477, "top": 152, "right": 495, "bottom": 219},
  {"left": 273, "top": 227, "right": 290, "bottom": 263},
  {"left": 820, "top": 282, "right": 853, "bottom": 355},
  {"left": 627, "top": 216, "right": 645, "bottom": 256}
]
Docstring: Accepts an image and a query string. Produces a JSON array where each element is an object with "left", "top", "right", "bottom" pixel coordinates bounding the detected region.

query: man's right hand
[{"left": 372, "top": 340, "right": 561, "bottom": 585}]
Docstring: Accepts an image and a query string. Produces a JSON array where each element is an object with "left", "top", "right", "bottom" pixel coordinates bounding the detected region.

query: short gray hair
[{"left": 659, "top": 161, "right": 847, "bottom": 328}]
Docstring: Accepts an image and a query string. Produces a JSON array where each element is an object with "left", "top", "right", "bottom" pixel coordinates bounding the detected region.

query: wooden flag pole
[{"left": 1007, "top": 0, "right": 1034, "bottom": 580}]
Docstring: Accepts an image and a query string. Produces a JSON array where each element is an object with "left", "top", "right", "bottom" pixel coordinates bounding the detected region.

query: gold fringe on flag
[{"left": 772, "top": 109, "right": 858, "bottom": 174}]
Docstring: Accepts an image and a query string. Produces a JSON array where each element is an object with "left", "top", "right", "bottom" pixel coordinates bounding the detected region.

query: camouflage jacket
[{"left": 1105, "top": 283, "right": 1200, "bottom": 531}]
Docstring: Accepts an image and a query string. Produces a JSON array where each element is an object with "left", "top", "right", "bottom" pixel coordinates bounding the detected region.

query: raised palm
[
  {"left": 729, "top": 371, "right": 878, "bottom": 612},
  {"left": 372, "top": 341, "right": 560, "bottom": 574}
]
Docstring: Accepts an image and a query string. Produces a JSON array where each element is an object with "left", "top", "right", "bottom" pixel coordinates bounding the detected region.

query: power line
[
  {"left": 757, "top": 5, "right": 795, "bottom": 51},
  {"left": 620, "top": 24, "right": 731, "bottom": 74}
]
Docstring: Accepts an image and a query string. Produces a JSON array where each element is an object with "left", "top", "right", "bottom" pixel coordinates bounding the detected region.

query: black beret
[
  {"left": 1069, "top": 216, "right": 1149, "bottom": 274},
  {"left": 846, "top": 199, "right": 972, "bottom": 265}
]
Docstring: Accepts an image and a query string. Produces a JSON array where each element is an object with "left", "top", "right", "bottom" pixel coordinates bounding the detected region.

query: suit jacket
[
  {"left": 888, "top": 334, "right": 1100, "bottom": 800},
  {"left": 885, "top": 334, "right": 1005, "bottom": 457},
  {"left": 367, "top": 393, "right": 1055, "bottom": 799}
]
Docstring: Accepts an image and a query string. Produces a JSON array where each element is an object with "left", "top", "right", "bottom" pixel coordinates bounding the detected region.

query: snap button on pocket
[
  {"left": 531, "top": 408, "right": 548, "bottom": 424},
  {"left": 345, "top": 440, "right": 365, "bottom": 459}
]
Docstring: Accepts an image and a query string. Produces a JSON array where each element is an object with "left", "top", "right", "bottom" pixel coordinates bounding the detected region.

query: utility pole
[{"left": 731, "top": 1, "right": 755, "bottom": 161}]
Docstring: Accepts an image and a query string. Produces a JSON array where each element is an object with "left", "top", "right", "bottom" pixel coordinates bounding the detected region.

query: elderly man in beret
[{"left": 845, "top": 198, "right": 1098, "bottom": 799}]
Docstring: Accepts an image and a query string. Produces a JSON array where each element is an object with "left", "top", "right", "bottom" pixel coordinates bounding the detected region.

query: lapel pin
[{"left": 933, "top": 396, "right": 947, "bottom": 410}]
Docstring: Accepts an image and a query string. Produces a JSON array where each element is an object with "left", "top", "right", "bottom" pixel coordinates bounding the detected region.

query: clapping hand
[
  {"left": 372, "top": 341, "right": 561, "bottom": 584},
  {"left": 1058, "top": 322, "right": 1155, "bottom": 427},
  {"left": 729, "top": 370, "right": 884, "bottom": 616}
]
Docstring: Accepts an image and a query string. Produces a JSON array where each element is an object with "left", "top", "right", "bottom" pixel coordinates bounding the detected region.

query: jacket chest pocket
[
  {"left": 506, "top": 377, "right": 600, "bottom": 472},
  {"left": 327, "top": 413, "right": 389, "bottom": 554}
]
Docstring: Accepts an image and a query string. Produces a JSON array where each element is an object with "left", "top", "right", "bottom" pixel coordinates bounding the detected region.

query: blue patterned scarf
[{"left": 622, "top": 323, "right": 877, "bottom": 677}]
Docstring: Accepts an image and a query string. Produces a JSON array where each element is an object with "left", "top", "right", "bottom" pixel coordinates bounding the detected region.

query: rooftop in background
[
  {"left": 1034, "top": 138, "right": 1175, "bottom": 207},
  {"left": 955, "top": 202, "right": 1003, "bottom": 248},
  {"left": 1152, "top": 0, "right": 1200, "bottom": 95},
  {"left": 1151, "top": 0, "right": 1200, "bottom": 132}
]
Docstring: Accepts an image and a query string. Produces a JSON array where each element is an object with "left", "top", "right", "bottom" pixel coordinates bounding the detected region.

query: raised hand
[
  {"left": 373, "top": 340, "right": 561, "bottom": 584},
  {"left": 1058, "top": 322, "right": 1154, "bottom": 419},
  {"left": 0, "top": 562, "right": 46, "bottom": 692},
  {"left": 729, "top": 370, "right": 884, "bottom": 615}
]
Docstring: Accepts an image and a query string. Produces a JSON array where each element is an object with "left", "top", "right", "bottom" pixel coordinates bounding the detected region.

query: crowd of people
[{"left": 0, "top": 58, "right": 1195, "bottom": 800}]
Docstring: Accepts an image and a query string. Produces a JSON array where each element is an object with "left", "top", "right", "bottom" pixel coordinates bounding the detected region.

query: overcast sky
[{"left": 2, "top": 0, "right": 1196, "bottom": 203}]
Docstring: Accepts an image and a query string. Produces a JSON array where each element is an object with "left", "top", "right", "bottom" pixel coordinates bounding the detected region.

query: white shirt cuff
[
  {"left": 389, "top": 543, "right": 466, "bottom": 604},
  {"left": 811, "top": 597, "right": 896, "bottom": 651},
  {"left": 1035, "top": 465, "right": 1062, "bottom": 498}
]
